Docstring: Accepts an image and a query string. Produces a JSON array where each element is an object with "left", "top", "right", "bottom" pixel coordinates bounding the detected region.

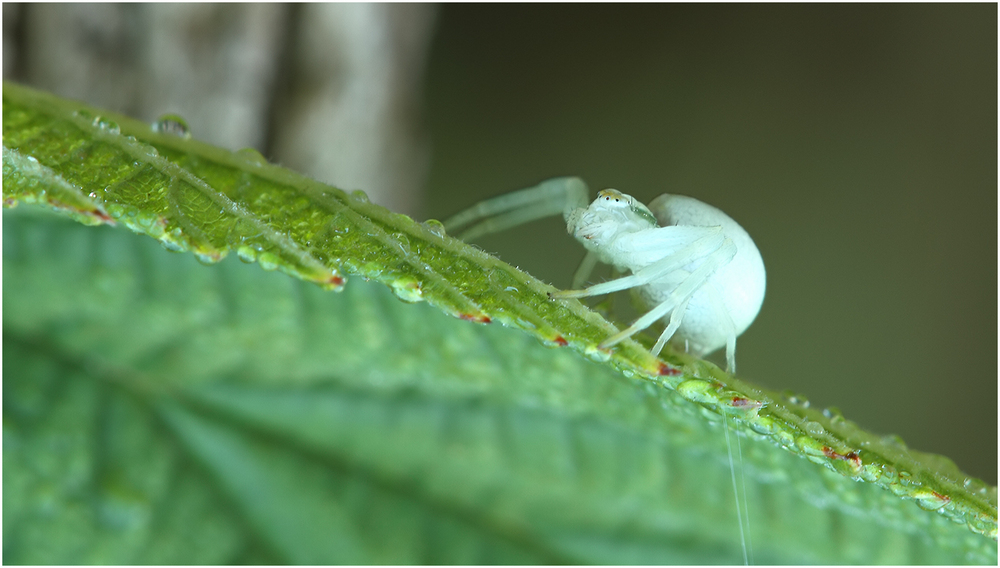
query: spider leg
[
  {"left": 590, "top": 263, "right": 624, "bottom": 318},
  {"left": 598, "top": 238, "right": 737, "bottom": 350},
  {"left": 552, "top": 227, "right": 725, "bottom": 299},
  {"left": 571, "top": 250, "right": 600, "bottom": 289},
  {"left": 652, "top": 295, "right": 691, "bottom": 354},
  {"left": 704, "top": 282, "right": 738, "bottom": 373},
  {"left": 443, "top": 177, "right": 590, "bottom": 241}
]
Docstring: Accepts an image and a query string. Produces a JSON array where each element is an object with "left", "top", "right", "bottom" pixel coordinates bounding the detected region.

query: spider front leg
[
  {"left": 443, "top": 177, "right": 590, "bottom": 241},
  {"left": 552, "top": 226, "right": 726, "bottom": 299},
  {"left": 571, "top": 250, "right": 600, "bottom": 290},
  {"left": 554, "top": 233, "right": 738, "bottom": 369},
  {"left": 599, "top": 238, "right": 736, "bottom": 349},
  {"left": 568, "top": 251, "right": 621, "bottom": 318}
]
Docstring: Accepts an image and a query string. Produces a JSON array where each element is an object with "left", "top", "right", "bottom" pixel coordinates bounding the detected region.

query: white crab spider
[{"left": 443, "top": 177, "right": 766, "bottom": 373}]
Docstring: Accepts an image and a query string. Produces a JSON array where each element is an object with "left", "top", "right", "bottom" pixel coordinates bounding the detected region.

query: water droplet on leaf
[
  {"left": 390, "top": 276, "right": 423, "bottom": 303},
  {"left": 392, "top": 232, "right": 411, "bottom": 254},
  {"left": 237, "top": 245, "right": 258, "bottom": 263},
  {"left": 802, "top": 420, "right": 825, "bottom": 436},
  {"left": 258, "top": 252, "right": 280, "bottom": 271},
  {"left": 822, "top": 406, "right": 844, "bottom": 421},
  {"left": 782, "top": 390, "right": 809, "bottom": 407},
  {"left": 320, "top": 274, "right": 346, "bottom": 292},
  {"left": 194, "top": 251, "right": 222, "bottom": 265},
  {"left": 160, "top": 238, "right": 184, "bottom": 252},
  {"left": 105, "top": 203, "right": 125, "bottom": 219},
  {"left": 677, "top": 378, "right": 716, "bottom": 404},
  {"left": 152, "top": 114, "right": 191, "bottom": 138},
  {"left": 94, "top": 118, "right": 121, "bottom": 135},
  {"left": 422, "top": 219, "right": 446, "bottom": 237},
  {"left": 237, "top": 147, "right": 267, "bottom": 165}
]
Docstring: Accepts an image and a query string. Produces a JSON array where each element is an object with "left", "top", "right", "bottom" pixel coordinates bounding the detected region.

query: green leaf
[{"left": 4, "top": 82, "right": 996, "bottom": 563}]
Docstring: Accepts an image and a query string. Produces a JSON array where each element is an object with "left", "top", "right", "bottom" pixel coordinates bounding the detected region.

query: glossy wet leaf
[{"left": 3, "top": 82, "right": 996, "bottom": 564}]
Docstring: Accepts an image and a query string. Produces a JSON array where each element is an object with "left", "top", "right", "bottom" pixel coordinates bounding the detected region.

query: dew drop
[
  {"left": 105, "top": 203, "right": 125, "bottom": 219},
  {"left": 237, "top": 147, "right": 267, "bottom": 165},
  {"left": 822, "top": 406, "right": 844, "bottom": 421},
  {"left": 392, "top": 232, "right": 411, "bottom": 254},
  {"left": 95, "top": 118, "right": 121, "bottom": 135},
  {"left": 677, "top": 378, "right": 716, "bottom": 404},
  {"left": 160, "top": 239, "right": 184, "bottom": 253},
  {"left": 748, "top": 415, "right": 775, "bottom": 435},
  {"left": 194, "top": 251, "right": 222, "bottom": 265},
  {"left": 390, "top": 276, "right": 423, "bottom": 303},
  {"left": 135, "top": 211, "right": 159, "bottom": 230},
  {"left": 360, "top": 261, "right": 383, "bottom": 278},
  {"left": 421, "top": 219, "right": 447, "bottom": 237},
  {"left": 237, "top": 245, "right": 258, "bottom": 263},
  {"left": 774, "top": 429, "right": 795, "bottom": 449},
  {"left": 152, "top": 114, "right": 191, "bottom": 139},
  {"left": 320, "top": 274, "right": 346, "bottom": 292},
  {"left": 258, "top": 252, "right": 280, "bottom": 271},
  {"left": 802, "top": 420, "right": 825, "bottom": 437},
  {"left": 782, "top": 390, "right": 809, "bottom": 407},
  {"left": 350, "top": 189, "right": 370, "bottom": 203},
  {"left": 584, "top": 344, "right": 612, "bottom": 362}
]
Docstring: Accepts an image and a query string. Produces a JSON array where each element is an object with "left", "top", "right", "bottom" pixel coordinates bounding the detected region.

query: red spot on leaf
[
  {"left": 46, "top": 197, "right": 116, "bottom": 225},
  {"left": 931, "top": 490, "right": 950, "bottom": 503},
  {"left": 553, "top": 335, "right": 568, "bottom": 346},
  {"left": 657, "top": 362, "right": 681, "bottom": 376},
  {"left": 327, "top": 275, "right": 345, "bottom": 286},
  {"left": 822, "top": 447, "right": 862, "bottom": 468},
  {"left": 88, "top": 208, "right": 114, "bottom": 224},
  {"left": 459, "top": 313, "right": 491, "bottom": 324},
  {"left": 729, "top": 396, "right": 763, "bottom": 411}
]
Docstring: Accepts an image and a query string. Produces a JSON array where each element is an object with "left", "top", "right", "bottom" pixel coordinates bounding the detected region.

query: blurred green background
[
  {"left": 420, "top": 5, "right": 997, "bottom": 483},
  {"left": 5, "top": 4, "right": 995, "bottom": 483}
]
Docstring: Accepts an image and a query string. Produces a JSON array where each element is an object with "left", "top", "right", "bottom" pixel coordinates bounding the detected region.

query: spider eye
[{"left": 596, "top": 189, "right": 631, "bottom": 208}]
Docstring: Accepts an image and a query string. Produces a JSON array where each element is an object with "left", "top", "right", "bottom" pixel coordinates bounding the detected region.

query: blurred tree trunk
[{"left": 3, "top": 3, "right": 436, "bottom": 215}]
